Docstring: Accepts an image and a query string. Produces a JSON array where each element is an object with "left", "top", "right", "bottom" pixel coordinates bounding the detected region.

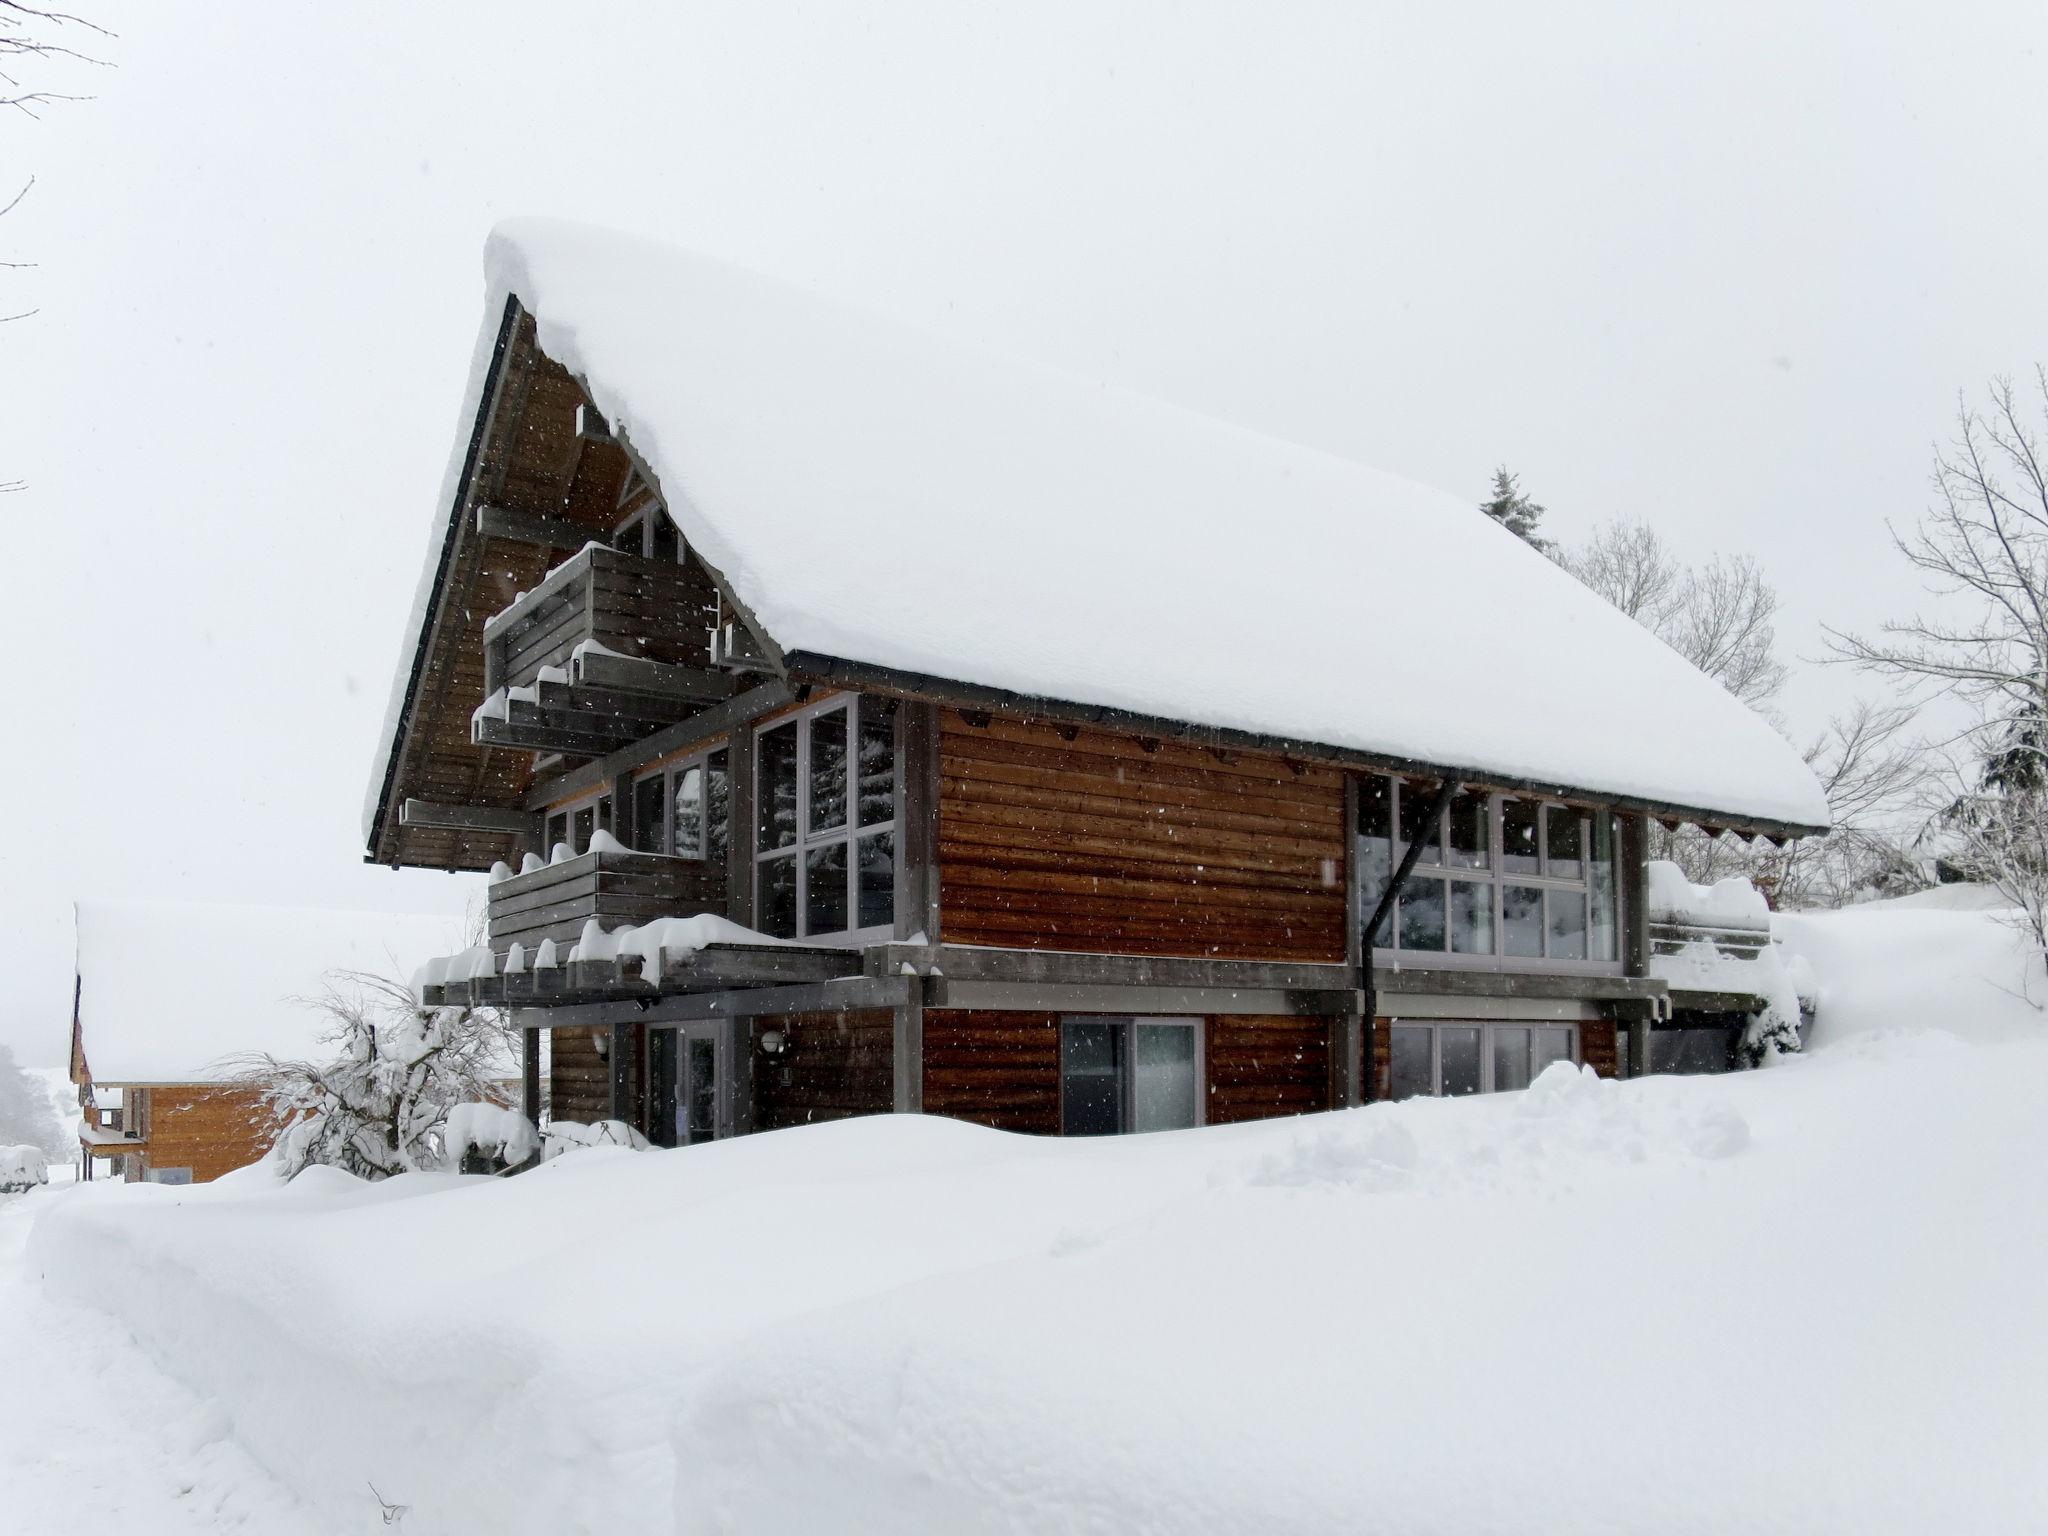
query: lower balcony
[{"left": 488, "top": 845, "right": 724, "bottom": 957}]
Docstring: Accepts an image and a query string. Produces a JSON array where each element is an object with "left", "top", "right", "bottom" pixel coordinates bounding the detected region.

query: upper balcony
[{"left": 473, "top": 543, "right": 735, "bottom": 758}]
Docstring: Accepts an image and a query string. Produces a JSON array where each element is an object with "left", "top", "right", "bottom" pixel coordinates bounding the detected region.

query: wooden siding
[
  {"left": 550, "top": 1026, "right": 614, "bottom": 1124},
  {"left": 937, "top": 714, "right": 1348, "bottom": 962},
  {"left": 1206, "top": 1015, "right": 1334, "bottom": 1123},
  {"left": 752, "top": 1010, "right": 894, "bottom": 1132},
  {"left": 488, "top": 847, "right": 722, "bottom": 954},
  {"left": 922, "top": 1010, "right": 1061, "bottom": 1135},
  {"left": 136, "top": 1086, "right": 272, "bottom": 1183}
]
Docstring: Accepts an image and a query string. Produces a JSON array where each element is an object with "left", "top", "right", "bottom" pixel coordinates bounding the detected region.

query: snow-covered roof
[
  {"left": 73, "top": 900, "right": 470, "bottom": 1084},
  {"left": 372, "top": 219, "right": 1829, "bottom": 836}
]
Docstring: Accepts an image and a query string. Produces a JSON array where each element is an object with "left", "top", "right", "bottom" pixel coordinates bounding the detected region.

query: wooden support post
[
  {"left": 893, "top": 990, "right": 924, "bottom": 1114},
  {"left": 895, "top": 701, "right": 942, "bottom": 942},
  {"left": 1622, "top": 813, "right": 1651, "bottom": 1078},
  {"left": 521, "top": 1026, "right": 541, "bottom": 1125},
  {"left": 609, "top": 1021, "right": 632, "bottom": 1124}
]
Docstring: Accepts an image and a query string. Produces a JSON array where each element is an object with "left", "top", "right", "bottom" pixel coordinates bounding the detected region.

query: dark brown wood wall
[
  {"left": 550, "top": 1027, "right": 614, "bottom": 1124},
  {"left": 752, "top": 1010, "right": 894, "bottom": 1132},
  {"left": 1207, "top": 1015, "right": 1334, "bottom": 1124},
  {"left": 923, "top": 1010, "right": 1061, "bottom": 1135},
  {"left": 937, "top": 714, "right": 1348, "bottom": 961}
]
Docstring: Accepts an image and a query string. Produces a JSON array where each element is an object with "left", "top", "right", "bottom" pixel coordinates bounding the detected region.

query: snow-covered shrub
[
  {"left": 0, "top": 1144, "right": 49, "bottom": 1194},
  {"left": 0, "top": 1044, "right": 66, "bottom": 1158},
  {"left": 541, "top": 1119, "right": 650, "bottom": 1159},
  {"left": 235, "top": 969, "right": 517, "bottom": 1180},
  {"left": 443, "top": 1102, "right": 540, "bottom": 1174}
]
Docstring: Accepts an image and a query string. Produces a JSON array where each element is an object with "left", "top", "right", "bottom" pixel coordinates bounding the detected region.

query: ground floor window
[
  {"left": 1387, "top": 1020, "right": 1577, "bottom": 1100},
  {"left": 144, "top": 1166, "right": 193, "bottom": 1186},
  {"left": 1060, "top": 1017, "right": 1201, "bottom": 1135},
  {"left": 648, "top": 1025, "right": 727, "bottom": 1147}
]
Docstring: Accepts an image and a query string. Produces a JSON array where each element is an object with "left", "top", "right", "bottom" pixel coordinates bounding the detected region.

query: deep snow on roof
[
  {"left": 73, "top": 900, "right": 470, "bottom": 1084},
  {"left": 376, "top": 218, "right": 1829, "bottom": 834}
]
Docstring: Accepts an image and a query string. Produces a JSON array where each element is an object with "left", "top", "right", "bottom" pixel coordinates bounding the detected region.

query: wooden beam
[
  {"left": 533, "top": 679, "right": 702, "bottom": 728},
  {"left": 475, "top": 503, "right": 602, "bottom": 552},
  {"left": 864, "top": 942, "right": 1353, "bottom": 993},
  {"left": 472, "top": 714, "right": 621, "bottom": 759},
  {"left": 895, "top": 702, "right": 941, "bottom": 943},
  {"left": 400, "top": 798, "right": 542, "bottom": 838},
  {"left": 521, "top": 1029, "right": 541, "bottom": 1123},
  {"left": 893, "top": 994, "right": 924, "bottom": 1114},
  {"left": 925, "top": 978, "right": 1358, "bottom": 1016}
]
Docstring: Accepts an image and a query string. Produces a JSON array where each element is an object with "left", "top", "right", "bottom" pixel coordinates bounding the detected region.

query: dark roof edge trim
[
  {"left": 782, "top": 650, "right": 1831, "bottom": 842},
  {"left": 363, "top": 294, "right": 523, "bottom": 864}
]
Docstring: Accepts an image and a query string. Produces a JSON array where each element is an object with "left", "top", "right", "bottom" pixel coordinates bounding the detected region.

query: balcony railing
[
  {"left": 487, "top": 844, "right": 726, "bottom": 957},
  {"left": 474, "top": 544, "right": 732, "bottom": 757}
]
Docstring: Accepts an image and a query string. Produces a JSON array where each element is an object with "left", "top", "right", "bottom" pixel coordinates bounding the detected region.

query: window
[
  {"left": 610, "top": 504, "right": 686, "bottom": 564},
  {"left": 544, "top": 788, "right": 614, "bottom": 860},
  {"left": 145, "top": 1166, "right": 194, "bottom": 1186},
  {"left": 1360, "top": 776, "right": 1621, "bottom": 970},
  {"left": 649, "top": 1025, "right": 725, "bottom": 1147},
  {"left": 628, "top": 747, "right": 732, "bottom": 860},
  {"left": 754, "top": 696, "right": 897, "bottom": 940},
  {"left": 1060, "top": 1017, "right": 1202, "bottom": 1135},
  {"left": 1386, "top": 1021, "right": 1577, "bottom": 1100}
]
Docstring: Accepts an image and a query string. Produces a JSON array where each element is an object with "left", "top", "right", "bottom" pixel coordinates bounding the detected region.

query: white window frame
[
  {"left": 1386, "top": 1019, "right": 1581, "bottom": 1099},
  {"left": 542, "top": 786, "right": 614, "bottom": 860},
  {"left": 630, "top": 745, "right": 731, "bottom": 861},
  {"left": 1057, "top": 1016, "right": 1206, "bottom": 1135},
  {"left": 1359, "top": 777, "right": 1624, "bottom": 975},
  {"left": 752, "top": 694, "right": 898, "bottom": 944}
]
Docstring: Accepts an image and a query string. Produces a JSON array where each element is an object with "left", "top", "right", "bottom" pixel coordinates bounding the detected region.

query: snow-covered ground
[{"left": 4, "top": 904, "right": 2044, "bottom": 1534}]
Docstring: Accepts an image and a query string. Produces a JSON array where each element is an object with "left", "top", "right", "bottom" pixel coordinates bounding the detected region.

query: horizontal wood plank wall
[
  {"left": 1206, "top": 1015, "right": 1334, "bottom": 1123},
  {"left": 937, "top": 714, "right": 1348, "bottom": 961},
  {"left": 753, "top": 1010, "right": 894, "bottom": 1132},
  {"left": 1368, "top": 1017, "right": 1622, "bottom": 1099},
  {"left": 922, "top": 1010, "right": 1060, "bottom": 1135},
  {"left": 142, "top": 1086, "right": 271, "bottom": 1182},
  {"left": 550, "top": 1027, "right": 613, "bottom": 1124}
]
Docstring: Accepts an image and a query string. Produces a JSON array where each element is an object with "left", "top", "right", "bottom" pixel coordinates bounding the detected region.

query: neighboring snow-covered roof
[
  {"left": 73, "top": 900, "right": 469, "bottom": 1084},
  {"left": 372, "top": 219, "right": 1830, "bottom": 836}
]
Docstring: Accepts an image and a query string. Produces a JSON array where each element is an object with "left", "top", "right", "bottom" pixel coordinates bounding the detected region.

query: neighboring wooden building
[
  {"left": 70, "top": 901, "right": 466, "bottom": 1183},
  {"left": 366, "top": 221, "right": 1831, "bottom": 1151}
]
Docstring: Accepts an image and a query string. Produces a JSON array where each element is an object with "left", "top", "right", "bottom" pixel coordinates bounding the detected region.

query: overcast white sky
[{"left": 3, "top": 0, "right": 2044, "bottom": 1064}]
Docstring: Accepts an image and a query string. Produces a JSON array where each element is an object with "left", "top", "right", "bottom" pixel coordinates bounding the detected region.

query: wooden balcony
[
  {"left": 487, "top": 845, "right": 725, "bottom": 955},
  {"left": 473, "top": 544, "right": 737, "bottom": 756}
]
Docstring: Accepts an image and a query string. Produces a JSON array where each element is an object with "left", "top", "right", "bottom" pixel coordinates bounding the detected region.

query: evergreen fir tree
[{"left": 1480, "top": 466, "right": 1552, "bottom": 551}]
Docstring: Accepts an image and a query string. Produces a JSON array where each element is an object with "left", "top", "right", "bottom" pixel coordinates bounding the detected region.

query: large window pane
[
  {"left": 1546, "top": 806, "right": 1585, "bottom": 879},
  {"left": 1503, "top": 885, "right": 1545, "bottom": 958},
  {"left": 1132, "top": 1025, "right": 1198, "bottom": 1132},
  {"left": 1446, "top": 790, "right": 1491, "bottom": 869},
  {"left": 857, "top": 830, "right": 894, "bottom": 930},
  {"left": 857, "top": 698, "right": 896, "bottom": 827},
  {"left": 1398, "top": 780, "right": 1442, "bottom": 865},
  {"left": 1492, "top": 1026, "right": 1532, "bottom": 1093},
  {"left": 758, "top": 854, "right": 797, "bottom": 938},
  {"left": 1548, "top": 889, "right": 1589, "bottom": 960},
  {"left": 685, "top": 1037, "right": 717, "bottom": 1143},
  {"left": 1532, "top": 1027, "right": 1575, "bottom": 1078},
  {"left": 1450, "top": 880, "right": 1495, "bottom": 955},
  {"left": 1061, "top": 1022, "right": 1122, "bottom": 1136},
  {"left": 804, "top": 841, "right": 849, "bottom": 935},
  {"left": 1389, "top": 1026, "right": 1434, "bottom": 1100},
  {"left": 705, "top": 750, "right": 731, "bottom": 866},
  {"left": 1439, "top": 1027, "right": 1483, "bottom": 1097},
  {"left": 1502, "top": 799, "right": 1540, "bottom": 875},
  {"left": 758, "top": 725, "right": 797, "bottom": 851},
  {"left": 1397, "top": 876, "right": 1447, "bottom": 951},
  {"left": 1588, "top": 815, "right": 1618, "bottom": 961},
  {"left": 632, "top": 775, "right": 666, "bottom": 854},
  {"left": 809, "top": 710, "right": 849, "bottom": 833},
  {"left": 672, "top": 765, "right": 705, "bottom": 858}
]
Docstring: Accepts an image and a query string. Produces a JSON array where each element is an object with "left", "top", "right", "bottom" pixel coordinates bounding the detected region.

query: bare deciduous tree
[
  {"left": 0, "top": 1, "right": 109, "bottom": 118},
  {"left": 1827, "top": 369, "right": 2048, "bottom": 950}
]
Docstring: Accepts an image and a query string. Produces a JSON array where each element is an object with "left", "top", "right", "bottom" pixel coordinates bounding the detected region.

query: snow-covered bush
[
  {"left": 443, "top": 1102, "right": 540, "bottom": 1173},
  {"left": 236, "top": 969, "right": 517, "bottom": 1180},
  {"left": 1, "top": 1144, "right": 49, "bottom": 1194},
  {"left": 0, "top": 1044, "right": 65, "bottom": 1158},
  {"left": 541, "top": 1119, "right": 649, "bottom": 1159}
]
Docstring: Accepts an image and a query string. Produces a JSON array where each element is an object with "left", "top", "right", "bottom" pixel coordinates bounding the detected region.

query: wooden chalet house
[
  {"left": 70, "top": 900, "right": 467, "bottom": 1182},
  {"left": 369, "top": 220, "right": 1830, "bottom": 1147}
]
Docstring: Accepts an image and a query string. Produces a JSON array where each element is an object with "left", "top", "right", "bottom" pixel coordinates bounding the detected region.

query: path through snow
[{"left": 0, "top": 1188, "right": 318, "bottom": 1535}]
